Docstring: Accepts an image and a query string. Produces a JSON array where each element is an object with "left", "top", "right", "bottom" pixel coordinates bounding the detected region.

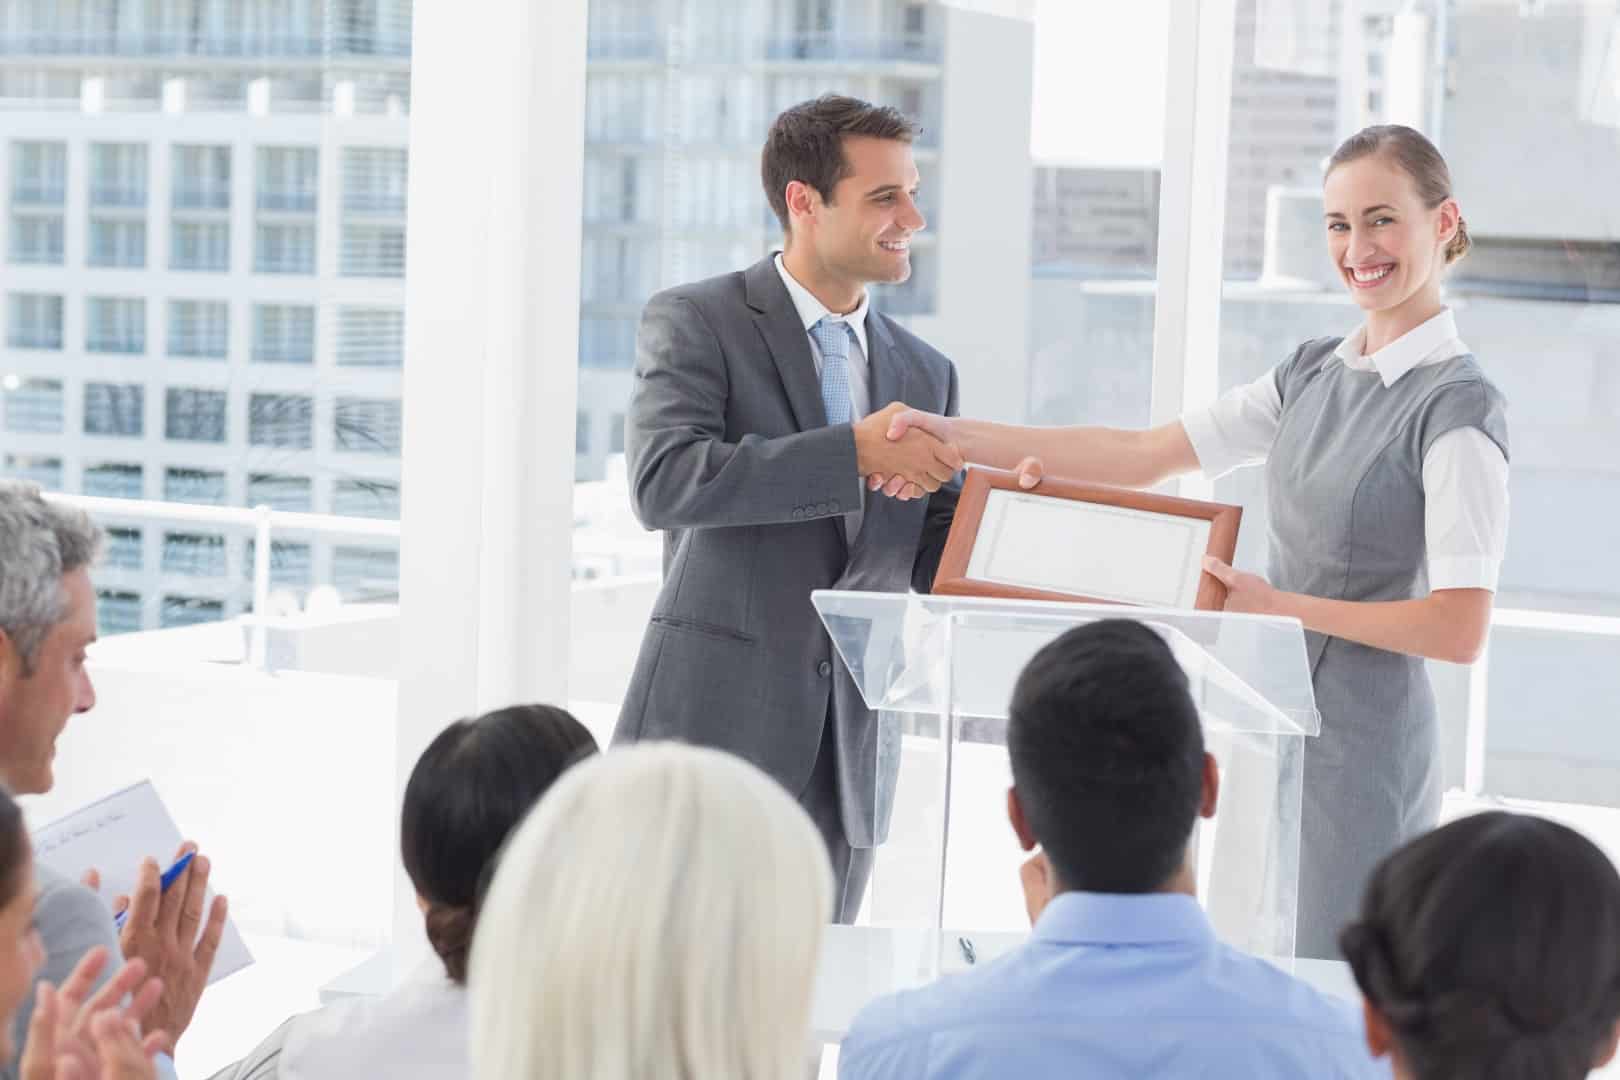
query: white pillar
[
  {"left": 393, "top": 0, "right": 586, "bottom": 969},
  {"left": 1385, "top": 12, "right": 1431, "bottom": 132},
  {"left": 1149, "top": 0, "right": 1237, "bottom": 501}
]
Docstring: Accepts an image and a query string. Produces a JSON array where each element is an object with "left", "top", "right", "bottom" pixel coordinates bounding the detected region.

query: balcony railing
[
  {"left": 258, "top": 192, "right": 318, "bottom": 213},
  {"left": 583, "top": 30, "right": 944, "bottom": 65},
  {"left": 8, "top": 329, "right": 62, "bottom": 350},
  {"left": 10, "top": 183, "right": 64, "bottom": 206},
  {"left": 254, "top": 254, "right": 316, "bottom": 275},
  {"left": 0, "top": 32, "right": 409, "bottom": 61},
  {"left": 759, "top": 33, "right": 944, "bottom": 64},
  {"left": 173, "top": 187, "right": 230, "bottom": 211},
  {"left": 342, "top": 192, "right": 406, "bottom": 215},
  {"left": 90, "top": 186, "right": 147, "bottom": 208},
  {"left": 46, "top": 493, "right": 400, "bottom": 668},
  {"left": 86, "top": 335, "right": 144, "bottom": 354}
]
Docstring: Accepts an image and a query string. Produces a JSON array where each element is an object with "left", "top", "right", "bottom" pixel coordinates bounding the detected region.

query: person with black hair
[
  {"left": 208, "top": 704, "right": 597, "bottom": 1080},
  {"left": 1342, "top": 811, "right": 1620, "bottom": 1080},
  {"left": 840, "top": 619, "right": 1384, "bottom": 1079}
]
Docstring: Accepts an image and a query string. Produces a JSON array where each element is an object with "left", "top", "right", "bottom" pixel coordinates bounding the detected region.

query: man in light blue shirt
[{"left": 840, "top": 619, "right": 1387, "bottom": 1079}]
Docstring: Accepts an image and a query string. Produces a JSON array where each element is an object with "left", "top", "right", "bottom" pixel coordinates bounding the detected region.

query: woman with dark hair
[
  {"left": 1341, "top": 811, "right": 1620, "bottom": 1079},
  {"left": 876, "top": 124, "right": 1508, "bottom": 957},
  {"left": 211, "top": 704, "right": 597, "bottom": 1080}
]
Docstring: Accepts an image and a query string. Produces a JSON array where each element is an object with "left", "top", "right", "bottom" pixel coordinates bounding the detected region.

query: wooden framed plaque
[{"left": 932, "top": 468, "right": 1242, "bottom": 611}]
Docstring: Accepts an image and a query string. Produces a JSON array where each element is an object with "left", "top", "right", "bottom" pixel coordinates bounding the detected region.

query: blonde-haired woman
[
  {"left": 470, "top": 743, "right": 833, "bottom": 1080},
  {"left": 877, "top": 124, "right": 1508, "bottom": 959}
]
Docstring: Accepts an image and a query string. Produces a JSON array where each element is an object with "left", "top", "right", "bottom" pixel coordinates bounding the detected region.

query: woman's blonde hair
[
  {"left": 1327, "top": 123, "right": 1470, "bottom": 264},
  {"left": 469, "top": 743, "right": 833, "bottom": 1080}
]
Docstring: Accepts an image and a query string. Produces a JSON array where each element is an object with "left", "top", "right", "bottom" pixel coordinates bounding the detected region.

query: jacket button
[{"left": 817, "top": 660, "right": 832, "bottom": 677}]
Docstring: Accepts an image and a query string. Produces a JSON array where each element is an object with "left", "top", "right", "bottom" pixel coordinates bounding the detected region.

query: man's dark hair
[
  {"left": 1007, "top": 619, "right": 1204, "bottom": 894},
  {"left": 400, "top": 703, "right": 598, "bottom": 984},
  {"left": 1341, "top": 812, "right": 1620, "bottom": 1080},
  {"left": 761, "top": 93, "right": 920, "bottom": 235}
]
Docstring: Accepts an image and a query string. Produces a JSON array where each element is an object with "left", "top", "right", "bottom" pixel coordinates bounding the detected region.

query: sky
[{"left": 1027, "top": 0, "right": 1170, "bottom": 167}]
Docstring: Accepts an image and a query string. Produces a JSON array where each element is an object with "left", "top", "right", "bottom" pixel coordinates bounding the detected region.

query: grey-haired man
[{"left": 0, "top": 481, "right": 225, "bottom": 1076}]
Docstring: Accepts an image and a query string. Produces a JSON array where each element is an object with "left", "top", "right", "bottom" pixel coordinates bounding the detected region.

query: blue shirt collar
[{"left": 1031, "top": 891, "right": 1215, "bottom": 948}]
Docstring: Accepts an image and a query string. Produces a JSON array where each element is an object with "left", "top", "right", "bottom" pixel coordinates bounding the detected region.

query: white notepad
[{"left": 33, "top": 780, "right": 253, "bottom": 985}]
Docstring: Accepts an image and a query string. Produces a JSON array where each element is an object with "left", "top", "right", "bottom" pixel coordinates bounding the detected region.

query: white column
[
  {"left": 393, "top": 0, "right": 587, "bottom": 965},
  {"left": 1149, "top": 0, "right": 1237, "bottom": 500}
]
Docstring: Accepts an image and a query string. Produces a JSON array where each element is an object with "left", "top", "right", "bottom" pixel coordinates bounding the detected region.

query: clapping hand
[
  {"left": 113, "top": 843, "right": 227, "bottom": 1056},
  {"left": 19, "top": 946, "right": 165, "bottom": 1080}
]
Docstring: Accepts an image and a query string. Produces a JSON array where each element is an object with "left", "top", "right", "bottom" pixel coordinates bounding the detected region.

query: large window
[{"left": 1203, "top": 2, "right": 1620, "bottom": 810}]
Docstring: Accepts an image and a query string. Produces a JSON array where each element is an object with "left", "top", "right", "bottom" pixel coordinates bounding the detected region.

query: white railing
[{"left": 47, "top": 493, "right": 399, "bottom": 668}]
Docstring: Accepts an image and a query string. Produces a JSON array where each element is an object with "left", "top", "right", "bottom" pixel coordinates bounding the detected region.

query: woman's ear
[
  {"left": 1362, "top": 998, "right": 1395, "bottom": 1059},
  {"left": 1436, "top": 197, "right": 1461, "bottom": 249}
]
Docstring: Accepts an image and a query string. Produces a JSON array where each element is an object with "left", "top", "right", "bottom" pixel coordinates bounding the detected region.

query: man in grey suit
[
  {"left": 617, "top": 95, "right": 964, "bottom": 921},
  {"left": 0, "top": 481, "right": 225, "bottom": 1076}
]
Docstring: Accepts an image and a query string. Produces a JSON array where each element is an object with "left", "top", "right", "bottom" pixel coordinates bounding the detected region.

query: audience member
[
  {"left": 0, "top": 784, "right": 164, "bottom": 1079},
  {"left": 0, "top": 481, "right": 225, "bottom": 1078},
  {"left": 1341, "top": 810, "right": 1620, "bottom": 1079},
  {"left": 839, "top": 619, "right": 1387, "bottom": 1079},
  {"left": 210, "top": 704, "right": 598, "bottom": 1079},
  {"left": 470, "top": 743, "right": 831, "bottom": 1079}
]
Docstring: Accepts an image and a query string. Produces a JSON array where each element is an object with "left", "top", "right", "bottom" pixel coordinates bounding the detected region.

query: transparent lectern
[{"left": 813, "top": 590, "right": 1320, "bottom": 961}]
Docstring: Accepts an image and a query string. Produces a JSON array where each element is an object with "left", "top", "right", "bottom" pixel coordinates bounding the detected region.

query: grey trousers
[{"left": 798, "top": 713, "right": 874, "bottom": 924}]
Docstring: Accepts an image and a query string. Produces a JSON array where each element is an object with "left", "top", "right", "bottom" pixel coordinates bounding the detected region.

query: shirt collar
[
  {"left": 774, "top": 252, "right": 870, "bottom": 359},
  {"left": 1031, "top": 891, "right": 1215, "bottom": 948},
  {"left": 1333, "top": 307, "right": 1467, "bottom": 388}
]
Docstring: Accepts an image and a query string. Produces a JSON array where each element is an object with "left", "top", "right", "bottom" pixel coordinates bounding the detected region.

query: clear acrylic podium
[{"left": 812, "top": 590, "right": 1320, "bottom": 962}]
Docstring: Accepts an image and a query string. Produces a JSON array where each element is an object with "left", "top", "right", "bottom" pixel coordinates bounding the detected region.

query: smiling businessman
[{"left": 614, "top": 95, "right": 963, "bottom": 921}]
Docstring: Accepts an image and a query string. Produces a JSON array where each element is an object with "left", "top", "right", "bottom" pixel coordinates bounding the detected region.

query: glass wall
[{"left": 1206, "top": 0, "right": 1620, "bottom": 807}]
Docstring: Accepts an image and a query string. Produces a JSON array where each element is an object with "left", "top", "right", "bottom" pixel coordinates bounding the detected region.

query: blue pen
[{"left": 113, "top": 850, "right": 195, "bottom": 930}]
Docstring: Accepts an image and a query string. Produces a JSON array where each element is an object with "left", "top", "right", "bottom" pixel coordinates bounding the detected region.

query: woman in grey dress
[{"left": 873, "top": 125, "right": 1508, "bottom": 960}]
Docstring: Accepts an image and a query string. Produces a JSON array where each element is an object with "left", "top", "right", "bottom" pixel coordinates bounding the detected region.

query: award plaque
[{"left": 932, "top": 467, "right": 1242, "bottom": 611}]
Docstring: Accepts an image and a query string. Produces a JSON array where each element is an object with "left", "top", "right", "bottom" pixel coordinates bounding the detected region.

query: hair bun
[{"left": 424, "top": 903, "right": 475, "bottom": 984}]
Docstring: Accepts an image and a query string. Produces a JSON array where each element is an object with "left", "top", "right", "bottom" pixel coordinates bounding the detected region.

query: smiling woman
[{"left": 872, "top": 122, "right": 1508, "bottom": 960}]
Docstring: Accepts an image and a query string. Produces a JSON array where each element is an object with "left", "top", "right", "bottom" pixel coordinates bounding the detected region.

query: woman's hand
[
  {"left": 20, "top": 949, "right": 167, "bottom": 1080},
  {"left": 865, "top": 408, "right": 1045, "bottom": 499},
  {"left": 1201, "top": 556, "right": 1285, "bottom": 616}
]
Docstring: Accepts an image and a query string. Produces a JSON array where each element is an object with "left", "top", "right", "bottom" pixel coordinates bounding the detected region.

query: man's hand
[
  {"left": 1018, "top": 851, "right": 1055, "bottom": 927},
  {"left": 19, "top": 947, "right": 166, "bottom": 1080},
  {"left": 116, "top": 844, "right": 227, "bottom": 1056},
  {"left": 854, "top": 402, "right": 962, "bottom": 498}
]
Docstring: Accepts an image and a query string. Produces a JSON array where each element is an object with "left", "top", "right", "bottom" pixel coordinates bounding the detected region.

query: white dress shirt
[
  {"left": 1182, "top": 308, "right": 1510, "bottom": 592},
  {"left": 775, "top": 252, "right": 871, "bottom": 540}
]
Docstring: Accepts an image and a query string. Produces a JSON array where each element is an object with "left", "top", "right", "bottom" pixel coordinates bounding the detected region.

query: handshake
[{"left": 854, "top": 402, "right": 1043, "bottom": 500}]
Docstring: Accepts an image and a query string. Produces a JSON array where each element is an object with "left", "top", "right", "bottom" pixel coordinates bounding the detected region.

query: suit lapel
[
  {"left": 866, "top": 312, "right": 910, "bottom": 410},
  {"left": 745, "top": 257, "right": 825, "bottom": 432}
]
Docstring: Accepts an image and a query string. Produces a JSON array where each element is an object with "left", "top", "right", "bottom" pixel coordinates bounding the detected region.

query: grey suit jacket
[
  {"left": 615, "top": 256, "right": 960, "bottom": 846},
  {"left": 4, "top": 864, "right": 177, "bottom": 1080}
]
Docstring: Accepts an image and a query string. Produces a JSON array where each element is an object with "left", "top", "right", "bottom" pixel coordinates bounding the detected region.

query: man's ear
[
  {"left": 0, "top": 628, "right": 17, "bottom": 689},
  {"left": 1199, "top": 752, "right": 1220, "bottom": 819},
  {"left": 784, "top": 179, "right": 818, "bottom": 223},
  {"left": 1007, "top": 787, "right": 1038, "bottom": 852}
]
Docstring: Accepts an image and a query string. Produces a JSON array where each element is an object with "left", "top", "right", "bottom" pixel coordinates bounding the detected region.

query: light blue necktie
[{"left": 810, "top": 316, "right": 856, "bottom": 426}]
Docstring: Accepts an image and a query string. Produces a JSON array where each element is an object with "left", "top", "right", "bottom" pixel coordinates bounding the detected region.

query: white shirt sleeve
[
  {"left": 1180, "top": 368, "right": 1284, "bottom": 480},
  {"left": 1423, "top": 426, "right": 1510, "bottom": 592}
]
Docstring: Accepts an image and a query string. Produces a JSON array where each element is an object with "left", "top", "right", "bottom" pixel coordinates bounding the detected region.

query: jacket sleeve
[
  {"left": 912, "top": 362, "right": 962, "bottom": 593},
  {"left": 626, "top": 292, "right": 866, "bottom": 531}
]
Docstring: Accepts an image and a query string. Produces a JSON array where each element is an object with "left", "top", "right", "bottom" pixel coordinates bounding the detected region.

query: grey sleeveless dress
[{"left": 1267, "top": 337, "right": 1508, "bottom": 959}]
